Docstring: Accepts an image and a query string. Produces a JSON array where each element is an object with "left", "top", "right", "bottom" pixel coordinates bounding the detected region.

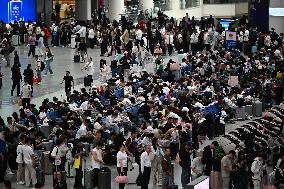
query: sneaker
[
  {"left": 17, "top": 181, "right": 25, "bottom": 185},
  {"left": 42, "top": 74, "right": 47, "bottom": 77}
]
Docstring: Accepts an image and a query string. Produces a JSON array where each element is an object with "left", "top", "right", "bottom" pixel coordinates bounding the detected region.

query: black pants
[
  {"left": 93, "top": 168, "right": 100, "bottom": 187},
  {"left": 11, "top": 79, "right": 21, "bottom": 96},
  {"left": 168, "top": 44, "right": 173, "bottom": 56},
  {"left": 0, "top": 155, "right": 7, "bottom": 181},
  {"left": 74, "top": 167, "right": 83, "bottom": 188},
  {"left": 141, "top": 166, "right": 151, "bottom": 189},
  {"left": 28, "top": 45, "right": 35, "bottom": 57},
  {"left": 117, "top": 167, "right": 128, "bottom": 189},
  {"left": 22, "top": 98, "right": 31, "bottom": 108}
]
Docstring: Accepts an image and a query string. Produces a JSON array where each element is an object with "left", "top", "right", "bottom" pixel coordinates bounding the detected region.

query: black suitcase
[
  {"left": 74, "top": 54, "right": 80, "bottom": 63},
  {"left": 84, "top": 75, "right": 93, "bottom": 87},
  {"left": 98, "top": 167, "right": 111, "bottom": 189},
  {"left": 84, "top": 168, "right": 94, "bottom": 189},
  {"left": 36, "top": 169, "right": 45, "bottom": 186}
]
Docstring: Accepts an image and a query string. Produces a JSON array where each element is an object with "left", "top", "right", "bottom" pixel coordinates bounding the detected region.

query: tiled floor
[{"left": 0, "top": 45, "right": 257, "bottom": 189}]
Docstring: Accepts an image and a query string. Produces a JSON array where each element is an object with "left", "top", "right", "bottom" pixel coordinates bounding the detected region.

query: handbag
[
  {"left": 115, "top": 175, "right": 128, "bottom": 184},
  {"left": 170, "top": 63, "right": 180, "bottom": 71}
]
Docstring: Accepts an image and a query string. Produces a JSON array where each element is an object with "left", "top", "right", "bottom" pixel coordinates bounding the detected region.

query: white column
[
  {"left": 75, "top": 0, "right": 91, "bottom": 20},
  {"left": 108, "top": 0, "right": 124, "bottom": 21},
  {"left": 140, "top": 0, "right": 154, "bottom": 11}
]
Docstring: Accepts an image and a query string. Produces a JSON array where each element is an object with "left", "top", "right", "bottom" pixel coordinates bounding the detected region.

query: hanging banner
[{"left": 225, "top": 31, "right": 237, "bottom": 49}]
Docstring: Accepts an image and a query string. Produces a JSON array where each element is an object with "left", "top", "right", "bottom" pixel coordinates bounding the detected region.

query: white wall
[
  {"left": 269, "top": 0, "right": 284, "bottom": 33},
  {"left": 203, "top": 4, "right": 235, "bottom": 18},
  {"left": 164, "top": 6, "right": 203, "bottom": 20},
  {"left": 235, "top": 2, "right": 248, "bottom": 16}
]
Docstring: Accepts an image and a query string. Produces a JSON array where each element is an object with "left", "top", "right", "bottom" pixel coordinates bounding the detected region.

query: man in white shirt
[
  {"left": 92, "top": 141, "right": 104, "bottom": 188},
  {"left": 21, "top": 80, "right": 32, "bottom": 108},
  {"left": 141, "top": 145, "right": 153, "bottom": 189},
  {"left": 23, "top": 138, "right": 37, "bottom": 187}
]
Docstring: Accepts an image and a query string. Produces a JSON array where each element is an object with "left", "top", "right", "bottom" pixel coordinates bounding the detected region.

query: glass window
[
  {"left": 154, "top": 0, "right": 172, "bottom": 11},
  {"left": 180, "top": 0, "right": 200, "bottom": 9}
]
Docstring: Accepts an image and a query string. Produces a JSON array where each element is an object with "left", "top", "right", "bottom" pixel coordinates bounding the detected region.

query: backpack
[{"left": 49, "top": 146, "right": 58, "bottom": 163}]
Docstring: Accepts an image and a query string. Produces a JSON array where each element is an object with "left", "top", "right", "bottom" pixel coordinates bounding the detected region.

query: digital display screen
[
  {"left": 219, "top": 19, "right": 233, "bottom": 31},
  {"left": 0, "top": 0, "right": 36, "bottom": 23},
  {"left": 269, "top": 8, "right": 284, "bottom": 16},
  {"left": 194, "top": 177, "right": 209, "bottom": 189}
]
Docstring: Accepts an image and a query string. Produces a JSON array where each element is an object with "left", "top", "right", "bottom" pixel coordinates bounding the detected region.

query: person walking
[
  {"left": 151, "top": 137, "right": 163, "bottom": 186},
  {"left": 43, "top": 47, "right": 54, "bottom": 76},
  {"left": 120, "top": 51, "right": 131, "bottom": 82},
  {"left": 21, "top": 80, "right": 32, "bottom": 109},
  {"left": 16, "top": 134, "right": 26, "bottom": 185},
  {"left": 1, "top": 41, "right": 11, "bottom": 67},
  {"left": 117, "top": 144, "right": 128, "bottom": 189},
  {"left": 99, "top": 60, "right": 109, "bottom": 83},
  {"left": 28, "top": 33, "right": 37, "bottom": 58},
  {"left": 60, "top": 71, "right": 74, "bottom": 101},
  {"left": 23, "top": 137, "right": 37, "bottom": 188},
  {"left": 140, "top": 145, "right": 153, "bottom": 189},
  {"left": 23, "top": 64, "right": 34, "bottom": 97},
  {"left": 11, "top": 62, "right": 22, "bottom": 96},
  {"left": 251, "top": 153, "right": 266, "bottom": 189},
  {"left": 78, "top": 38, "right": 87, "bottom": 62}
]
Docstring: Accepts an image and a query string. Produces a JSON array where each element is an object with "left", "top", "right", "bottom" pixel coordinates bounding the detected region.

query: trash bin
[{"left": 98, "top": 167, "right": 111, "bottom": 189}]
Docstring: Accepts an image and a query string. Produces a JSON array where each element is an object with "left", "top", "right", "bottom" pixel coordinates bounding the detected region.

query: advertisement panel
[{"left": 0, "top": 0, "right": 36, "bottom": 23}]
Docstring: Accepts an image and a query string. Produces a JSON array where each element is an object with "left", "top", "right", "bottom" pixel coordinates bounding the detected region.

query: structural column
[
  {"left": 139, "top": 0, "right": 154, "bottom": 11},
  {"left": 108, "top": 0, "right": 124, "bottom": 21},
  {"left": 76, "top": 0, "right": 92, "bottom": 21}
]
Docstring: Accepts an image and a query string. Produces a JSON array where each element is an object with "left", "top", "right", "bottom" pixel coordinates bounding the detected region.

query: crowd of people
[{"left": 0, "top": 3, "right": 284, "bottom": 189}]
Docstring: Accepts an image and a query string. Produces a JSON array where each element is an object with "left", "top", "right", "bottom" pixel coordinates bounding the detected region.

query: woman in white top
[
  {"left": 92, "top": 141, "right": 104, "bottom": 188},
  {"left": 88, "top": 26, "right": 95, "bottom": 48},
  {"left": 81, "top": 57, "right": 94, "bottom": 77},
  {"left": 99, "top": 61, "right": 109, "bottom": 83},
  {"left": 117, "top": 144, "right": 128, "bottom": 189}
]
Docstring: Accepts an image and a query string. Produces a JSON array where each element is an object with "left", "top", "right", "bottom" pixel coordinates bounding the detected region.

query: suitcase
[
  {"left": 71, "top": 35, "right": 76, "bottom": 48},
  {"left": 245, "top": 105, "right": 253, "bottom": 116},
  {"left": 38, "top": 125, "right": 50, "bottom": 139},
  {"left": 12, "top": 35, "right": 20, "bottom": 46},
  {"left": 42, "top": 141, "right": 53, "bottom": 151},
  {"left": 82, "top": 142, "right": 90, "bottom": 156},
  {"left": 235, "top": 106, "right": 245, "bottom": 120},
  {"left": 253, "top": 100, "right": 263, "bottom": 117},
  {"left": 36, "top": 169, "right": 45, "bottom": 185},
  {"left": 74, "top": 54, "right": 80, "bottom": 63},
  {"left": 84, "top": 75, "right": 93, "bottom": 87},
  {"left": 98, "top": 167, "right": 111, "bottom": 189},
  {"left": 128, "top": 163, "right": 139, "bottom": 184},
  {"left": 210, "top": 171, "right": 222, "bottom": 189},
  {"left": 84, "top": 168, "right": 94, "bottom": 189},
  {"left": 42, "top": 151, "right": 53, "bottom": 175}
]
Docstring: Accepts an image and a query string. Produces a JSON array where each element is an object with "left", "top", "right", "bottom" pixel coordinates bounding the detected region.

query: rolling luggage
[
  {"left": 98, "top": 167, "right": 111, "bottom": 189},
  {"left": 84, "top": 75, "right": 93, "bottom": 87},
  {"left": 42, "top": 151, "right": 53, "bottom": 175},
  {"left": 235, "top": 106, "right": 245, "bottom": 120},
  {"left": 168, "top": 176, "right": 178, "bottom": 189},
  {"left": 38, "top": 125, "right": 50, "bottom": 139},
  {"left": 245, "top": 105, "right": 253, "bottom": 116},
  {"left": 253, "top": 100, "right": 263, "bottom": 117},
  {"left": 12, "top": 35, "right": 20, "bottom": 46},
  {"left": 36, "top": 168, "right": 45, "bottom": 185},
  {"left": 84, "top": 168, "right": 94, "bottom": 189},
  {"left": 128, "top": 163, "right": 139, "bottom": 184},
  {"left": 74, "top": 54, "right": 80, "bottom": 63}
]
